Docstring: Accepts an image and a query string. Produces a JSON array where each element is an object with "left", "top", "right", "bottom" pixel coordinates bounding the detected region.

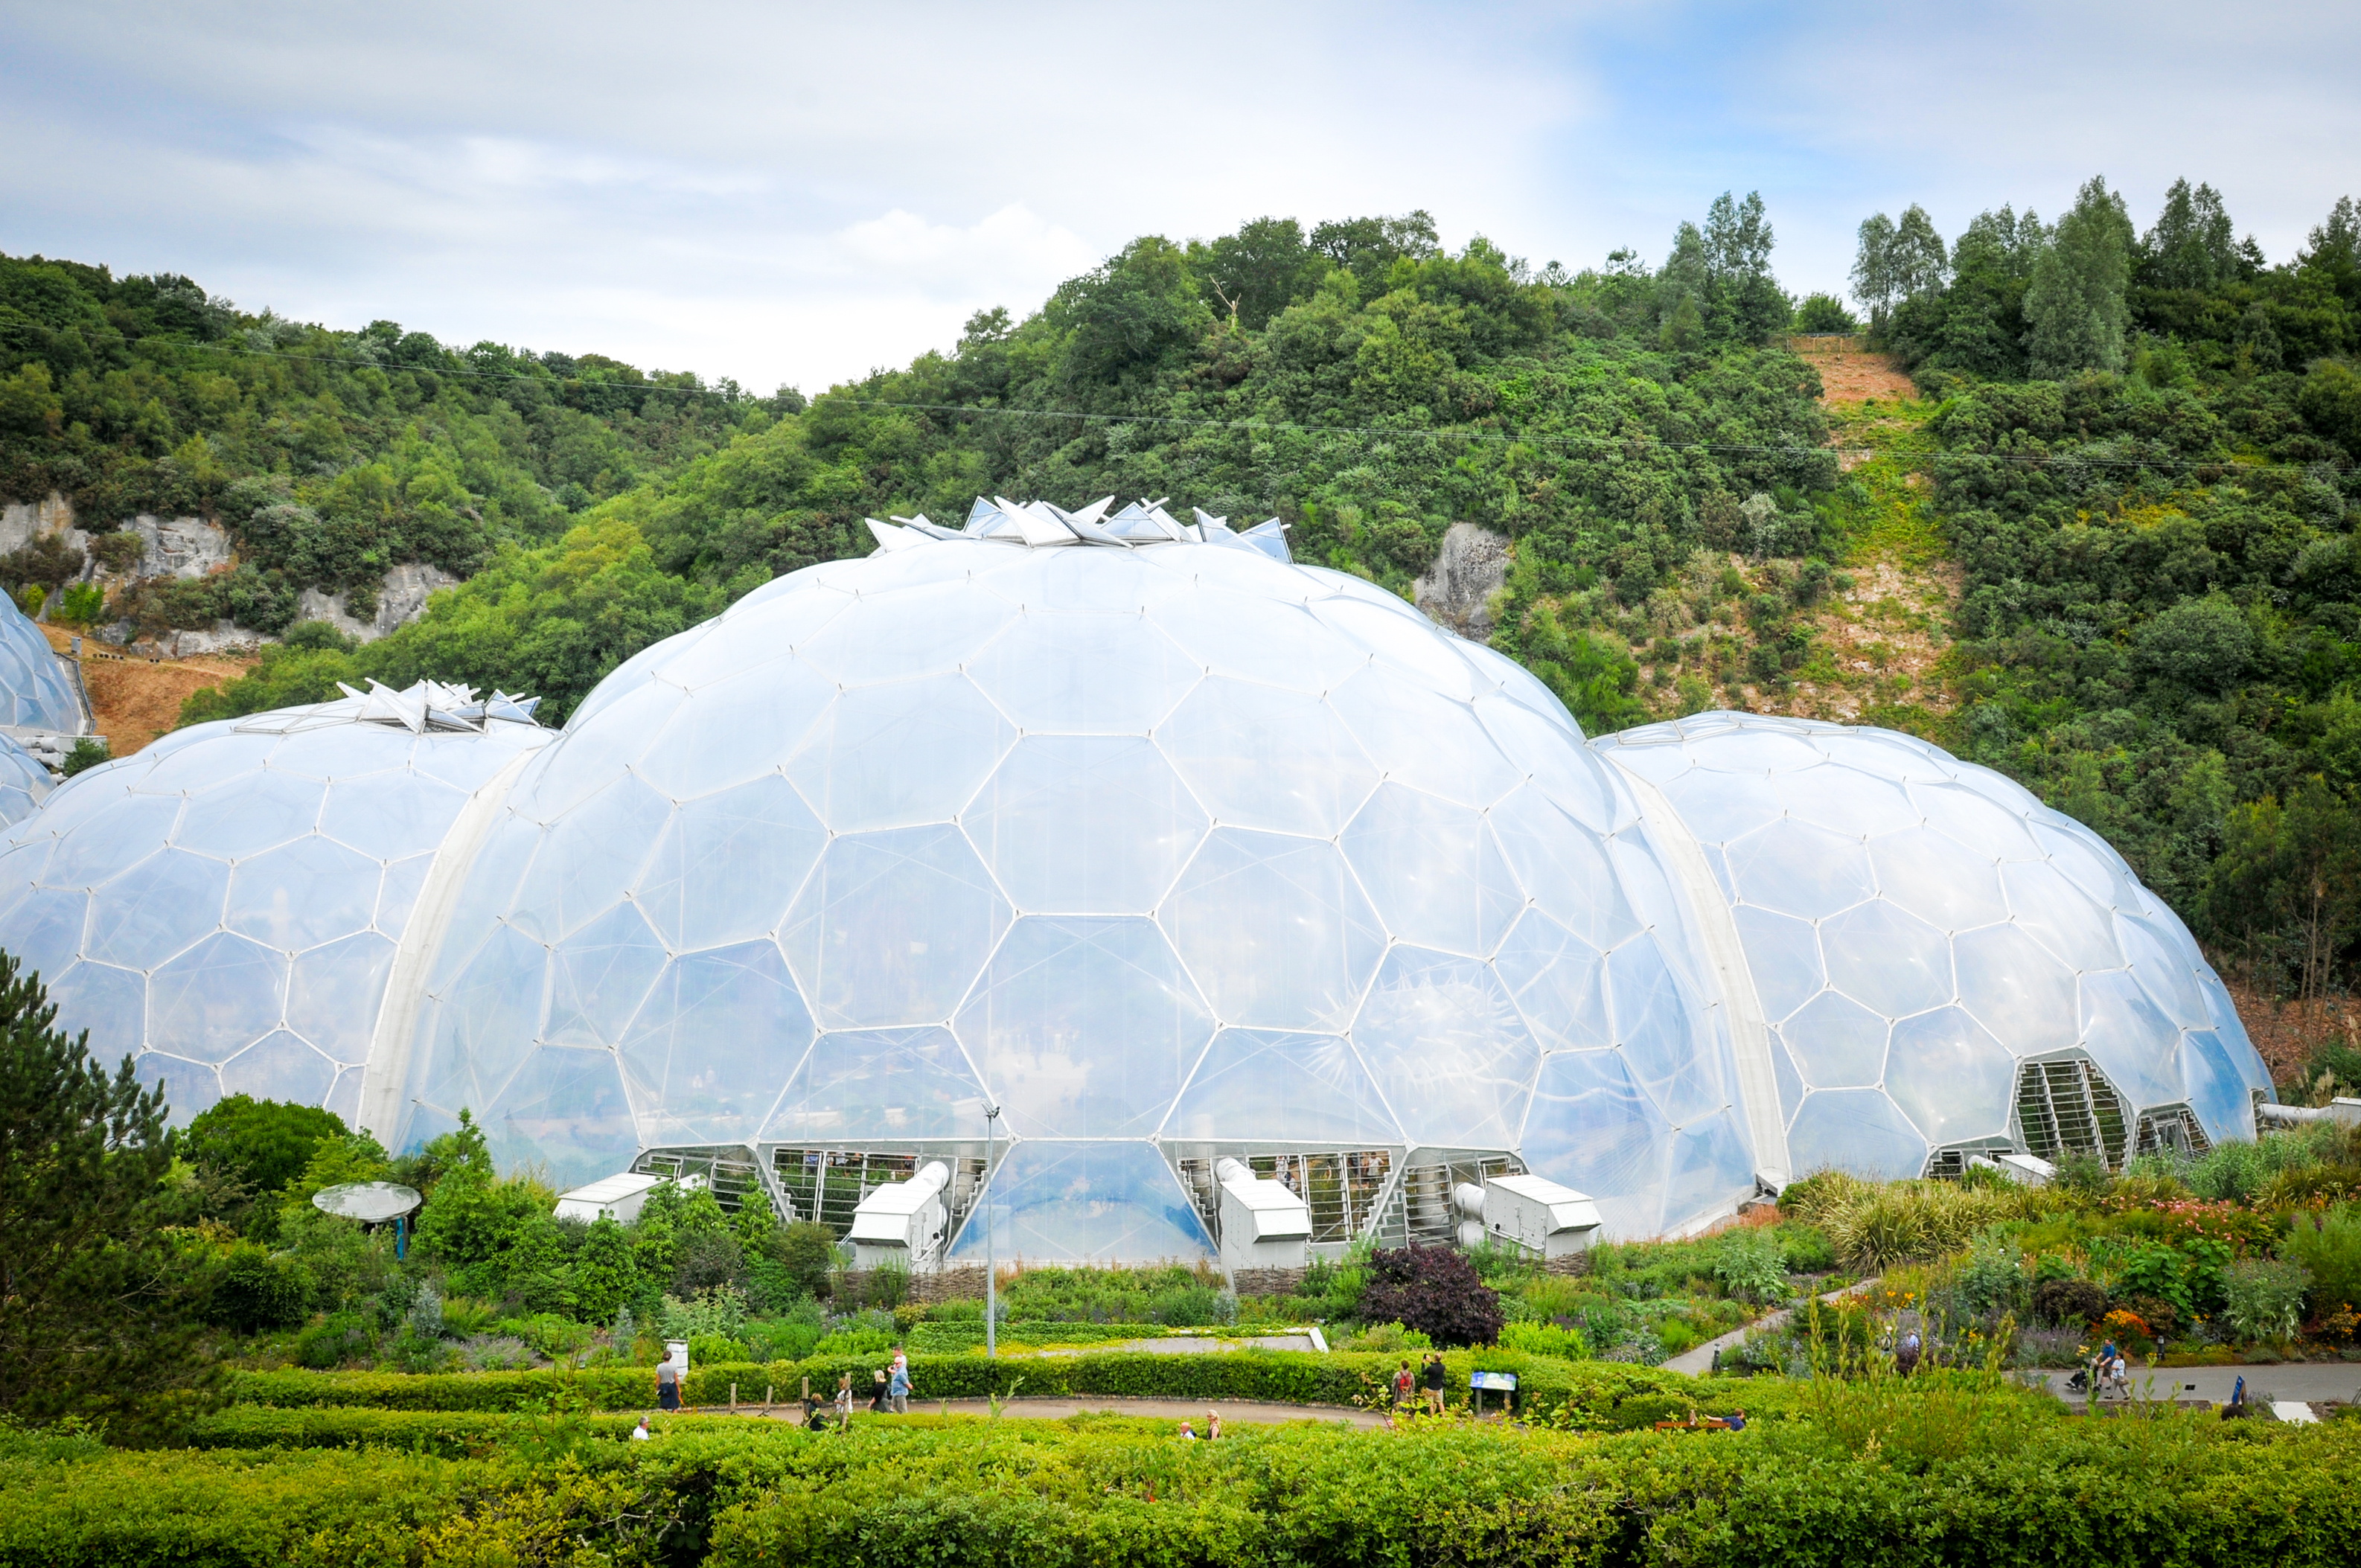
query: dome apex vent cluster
[
  {"left": 232, "top": 679, "right": 543, "bottom": 737},
  {"left": 869, "top": 496, "right": 1290, "bottom": 559}
]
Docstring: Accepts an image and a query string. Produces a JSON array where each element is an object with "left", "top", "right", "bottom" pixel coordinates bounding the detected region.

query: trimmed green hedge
[
  {"left": 10, "top": 1403, "right": 2361, "bottom": 1567},
  {"left": 227, "top": 1351, "right": 1751, "bottom": 1423}
]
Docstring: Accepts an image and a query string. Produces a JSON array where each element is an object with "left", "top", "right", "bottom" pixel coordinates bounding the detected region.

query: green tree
[
  {"left": 2204, "top": 778, "right": 2361, "bottom": 1007},
  {"left": 572, "top": 1217, "right": 639, "bottom": 1323},
  {"left": 2139, "top": 178, "right": 2248, "bottom": 292},
  {"left": 0, "top": 953, "right": 208, "bottom": 1426},
  {"left": 1792, "top": 293, "right": 1858, "bottom": 333},
  {"left": 2023, "top": 175, "right": 2135, "bottom": 377},
  {"left": 183, "top": 1094, "right": 348, "bottom": 1197}
]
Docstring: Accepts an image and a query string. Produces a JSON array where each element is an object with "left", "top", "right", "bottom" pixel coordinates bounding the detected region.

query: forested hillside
[{"left": 10, "top": 179, "right": 2361, "bottom": 1084}]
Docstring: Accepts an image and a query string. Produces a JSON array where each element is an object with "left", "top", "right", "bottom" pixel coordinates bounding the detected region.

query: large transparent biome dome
[
  {"left": 1593, "top": 712, "right": 2270, "bottom": 1180},
  {"left": 0, "top": 589, "right": 84, "bottom": 733},
  {"left": 0, "top": 682, "right": 548, "bottom": 1123},
  {"left": 389, "top": 499, "right": 1766, "bottom": 1255}
]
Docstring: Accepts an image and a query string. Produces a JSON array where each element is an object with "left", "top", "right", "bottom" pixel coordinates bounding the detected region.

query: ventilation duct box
[
  {"left": 1480, "top": 1173, "right": 1602, "bottom": 1259},
  {"left": 847, "top": 1161, "right": 952, "bottom": 1270},
  {"left": 1215, "top": 1158, "right": 1313, "bottom": 1274}
]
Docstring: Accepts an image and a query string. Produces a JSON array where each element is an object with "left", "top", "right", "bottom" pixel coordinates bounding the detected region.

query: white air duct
[
  {"left": 847, "top": 1161, "right": 953, "bottom": 1271},
  {"left": 1215, "top": 1159, "right": 1312, "bottom": 1276}
]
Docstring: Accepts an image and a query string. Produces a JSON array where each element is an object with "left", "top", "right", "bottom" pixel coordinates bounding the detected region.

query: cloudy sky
[{"left": 3, "top": 1, "right": 2352, "bottom": 394}]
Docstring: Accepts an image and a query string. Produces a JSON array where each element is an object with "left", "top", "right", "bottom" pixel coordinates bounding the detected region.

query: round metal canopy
[{"left": 311, "top": 1181, "right": 424, "bottom": 1224}]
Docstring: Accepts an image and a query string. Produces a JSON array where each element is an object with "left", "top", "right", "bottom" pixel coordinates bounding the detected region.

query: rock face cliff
[
  {"left": 0, "top": 490, "right": 449, "bottom": 653},
  {"left": 1412, "top": 522, "right": 1509, "bottom": 639}
]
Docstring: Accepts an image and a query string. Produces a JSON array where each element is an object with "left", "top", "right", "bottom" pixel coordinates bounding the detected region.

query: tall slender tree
[{"left": 2023, "top": 175, "right": 2135, "bottom": 377}]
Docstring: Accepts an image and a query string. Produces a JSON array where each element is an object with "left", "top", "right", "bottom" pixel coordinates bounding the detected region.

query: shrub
[
  {"left": 208, "top": 1243, "right": 311, "bottom": 1333},
  {"left": 2031, "top": 1278, "right": 2106, "bottom": 1328},
  {"left": 1777, "top": 1223, "right": 1836, "bottom": 1273},
  {"left": 1338, "top": 1322, "right": 1433, "bottom": 1354},
  {"left": 2281, "top": 1204, "right": 2361, "bottom": 1312},
  {"left": 1948, "top": 1236, "right": 2025, "bottom": 1319},
  {"left": 1499, "top": 1319, "right": 1589, "bottom": 1360},
  {"left": 295, "top": 1311, "right": 371, "bottom": 1369},
  {"left": 1710, "top": 1228, "right": 1795, "bottom": 1304},
  {"left": 1357, "top": 1247, "right": 1505, "bottom": 1347},
  {"left": 184, "top": 1095, "right": 348, "bottom": 1197}
]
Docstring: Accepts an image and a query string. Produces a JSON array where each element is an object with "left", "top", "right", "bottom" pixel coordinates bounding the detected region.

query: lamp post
[{"left": 983, "top": 1101, "right": 1001, "bottom": 1360}]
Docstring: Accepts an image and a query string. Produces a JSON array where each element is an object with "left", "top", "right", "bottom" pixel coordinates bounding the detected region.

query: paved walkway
[
  {"left": 1663, "top": 1278, "right": 1879, "bottom": 1375},
  {"left": 2023, "top": 1363, "right": 2361, "bottom": 1409}
]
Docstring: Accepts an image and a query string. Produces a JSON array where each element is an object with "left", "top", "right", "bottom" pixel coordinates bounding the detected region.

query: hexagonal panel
[
  {"left": 1341, "top": 784, "right": 1521, "bottom": 957},
  {"left": 1770, "top": 764, "right": 1920, "bottom": 837},
  {"left": 220, "top": 1030, "right": 339, "bottom": 1104},
  {"left": 1869, "top": 826, "right": 2008, "bottom": 929},
  {"left": 1475, "top": 695, "right": 1620, "bottom": 828},
  {"left": 1730, "top": 905, "right": 1824, "bottom": 1022},
  {"left": 953, "top": 916, "right": 1212, "bottom": 1139},
  {"left": 1492, "top": 910, "right": 1611, "bottom": 1053},
  {"left": 1885, "top": 1005, "right": 2015, "bottom": 1145},
  {"left": 52, "top": 793, "right": 185, "bottom": 884},
  {"left": 1163, "top": 1028, "right": 1405, "bottom": 1145},
  {"left": 620, "top": 940, "right": 813, "bottom": 1145},
  {"left": 135, "top": 1051, "right": 222, "bottom": 1121},
  {"left": 2120, "top": 912, "right": 2209, "bottom": 1030},
  {"left": 543, "top": 900, "right": 671, "bottom": 1050},
  {"left": 1999, "top": 860, "right": 2123, "bottom": 972},
  {"left": 2077, "top": 968, "right": 2187, "bottom": 1112},
  {"left": 968, "top": 613, "right": 1201, "bottom": 734},
  {"left": 1777, "top": 989, "right": 1888, "bottom": 1087},
  {"left": 1352, "top": 946, "right": 1541, "bottom": 1149},
  {"left": 945, "top": 1139, "right": 1213, "bottom": 1265},
  {"left": 318, "top": 769, "right": 471, "bottom": 861},
  {"left": 635, "top": 774, "right": 826, "bottom": 951},
  {"left": 1487, "top": 785, "right": 1640, "bottom": 950},
  {"left": 51, "top": 958, "right": 144, "bottom": 1059},
  {"left": 1309, "top": 598, "right": 1482, "bottom": 700},
  {"left": 149, "top": 933, "right": 284, "bottom": 1063},
  {"left": 787, "top": 674, "right": 1012, "bottom": 833},
  {"left": 1158, "top": 828, "right": 1385, "bottom": 1031},
  {"left": 1913, "top": 781, "right": 2042, "bottom": 861},
  {"left": 635, "top": 659, "right": 838, "bottom": 803},
  {"left": 2180, "top": 1030, "right": 2252, "bottom": 1145},
  {"left": 1821, "top": 900, "right": 1953, "bottom": 1018},
  {"left": 967, "top": 736, "right": 1207, "bottom": 915},
  {"left": 1152, "top": 586, "right": 1372, "bottom": 694},
  {"left": 505, "top": 773, "right": 671, "bottom": 942},
  {"left": 1519, "top": 1048, "right": 1675, "bottom": 1239},
  {"left": 420, "top": 921, "right": 549, "bottom": 1113},
  {"left": 226, "top": 836, "right": 382, "bottom": 953},
  {"left": 86, "top": 851, "right": 229, "bottom": 970},
  {"left": 0, "top": 882, "right": 90, "bottom": 980},
  {"left": 286, "top": 932, "right": 399, "bottom": 1065},
  {"left": 1327, "top": 667, "right": 1521, "bottom": 807},
  {"left": 780, "top": 825, "right": 1011, "bottom": 1030},
  {"left": 1648, "top": 762, "right": 1783, "bottom": 845},
  {"left": 1154, "top": 679, "right": 1377, "bottom": 838},
  {"left": 1725, "top": 818, "right": 1876, "bottom": 920},
  {"left": 482, "top": 1045, "right": 642, "bottom": 1190},
  {"left": 762, "top": 1025, "right": 989, "bottom": 1145},
  {"left": 173, "top": 771, "right": 323, "bottom": 861},
  {"left": 793, "top": 580, "right": 1015, "bottom": 685},
  {"left": 1606, "top": 936, "right": 1727, "bottom": 1125}
]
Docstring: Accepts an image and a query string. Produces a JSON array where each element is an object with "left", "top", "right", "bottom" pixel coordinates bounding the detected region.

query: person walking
[
  {"left": 1393, "top": 1359, "right": 1416, "bottom": 1412},
  {"left": 834, "top": 1372, "right": 855, "bottom": 1427},
  {"left": 887, "top": 1351, "right": 912, "bottom": 1415},
  {"left": 868, "top": 1369, "right": 889, "bottom": 1413},
  {"left": 656, "top": 1352, "right": 682, "bottom": 1412},
  {"left": 1422, "top": 1352, "right": 1446, "bottom": 1415}
]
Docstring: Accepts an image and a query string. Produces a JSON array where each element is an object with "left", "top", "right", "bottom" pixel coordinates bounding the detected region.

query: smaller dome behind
[
  {"left": 0, "top": 682, "right": 549, "bottom": 1124},
  {"left": 1595, "top": 712, "right": 2270, "bottom": 1179},
  {"left": 0, "top": 733, "right": 52, "bottom": 828},
  {"left": 0, "top": 592, "right": 83, "bottom": 733}
]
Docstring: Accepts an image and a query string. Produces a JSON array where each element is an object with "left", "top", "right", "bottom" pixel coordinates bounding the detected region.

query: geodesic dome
[
  {"left": 0, "top": 681, "right": 548, "bottom": 1122},
  {"left": 0, "top": 734, "right": 52, "bottom": 827},
  {"left": 1591, "top": 712, "right": 2271, "bottom": 1180},
  {"left": 384, "top": 499, "right": 1766, "bottom": 1253},
  {"left": 0, "top": 589, "right": 83, "bottom": 733}
]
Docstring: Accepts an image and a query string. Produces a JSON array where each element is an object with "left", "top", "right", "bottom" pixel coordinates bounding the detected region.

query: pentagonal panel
[
  {"left": 780, "top": 825, "right": 1011, "bottom": 1029},
  {"left": 793, "top": 580, "right": 1015, "bottom": 685},
  {"left": 1885, "top": 1006, "right": 2015, "bottom": 1145},
  {"left": 1159, "top": 828, "right": 1385, "bottom": 1031},
  {"left": 1786, "top": 1088, "right": 1928, "bottom": 1180},
  {"left": 86, "top": 851, "right": 229, "bottom": 969},
  {"left": 226, "top": 836, "right": 383, "bottom": 952},
  {"left": 620, "top": 940, "right": 813, "bottom": 1145},
  {"left": 1953, "top": 922, "right": 2078, "bottom": 1053},
  {"left": 635, "top": 661, "right": 836, "bottom": 801},
  {"left": 1869, "top": 827, "right": 2008, "bottom": 929},
  {"left": 318, "top": 769, "right": 472, "bottom": 861},
  {"left": 1771, "top": 764, "right": 1920, "bottom": 837},
  {"left": 966, "top": 736, "right": 1206, "bottom": 915},
  {"left": 1607, "top": 936, "right": 1726, "bottom": 1125},
  {"left": 761, "top": 1025, "right": 988, "bottom": 1144},
  {"left": 220, "top": 1030, "right": 339, "bottom": 1104},
  {"left": 1488, "top": 785, "right": 1639, "bottom": 950},
  {"left": 1731, "top": 905, "right": 1823, "bottom": 1023},
  {"left": 543, "top": 901, "right": 671, "bottom": 1049},
  {"left": 1519, "top": 1049, "right": 1675, "bottom": 1239},
  {"left": 1152, "top": 587, "right": 1372, "bottom": 694},
  {"left": 174, "top": 772, "right": 323, "bottom": 861},
  {"left": 1328, "top": 667, "right": 1521, "bottom": 807},
  {"left": 1491, "top": 910, "right": 1611, "bottom": 1054},
  {"left": 1163, "top": 1028, "right": 1405, "bottom": 1145},
  {"left": 1821, "top": 900, "right": 1953, "bottom": 1018},
  {"left": 2000, "top": 860, "right": 2123, "bottom": 971},
  {"left": 945, "top": 1139, "right": 1213, "bottom": 1265},
  {"left": 1154, "top": 679, "right": 1376, "bottom": 837},
  {"left": 149, "top": 933, "right": 284, "bottom": 1063},
  {"left": 954, "top": 916, "right": 1212, "bottom": 1139},
  {"left": 1778, "top": 989, "right": 1888, "bottom": 1087},
  {"left": 1341, "top": 784, "right": 1521, "bottom": 957},
  {"left": 482, "top": 1045, "right": 642, "bottom": 1189},
  {"left": 286, "top": 932, "right": 399, "bottom": 1065},
  {"left": 968, "top": 613, "right": 1201, "bottom": 733},
  {"left": 1725, "top": 819, "right": 1876, "bottom": 920},
  {"left": 634, "top": 774, "right": 826, "bottom": 950},
  {"left": 1352, "top": 946, "right": 1540, "bottom": 1149},
  {"left": 787, "top": 674, "right": 1012, "bottom": 833}
]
